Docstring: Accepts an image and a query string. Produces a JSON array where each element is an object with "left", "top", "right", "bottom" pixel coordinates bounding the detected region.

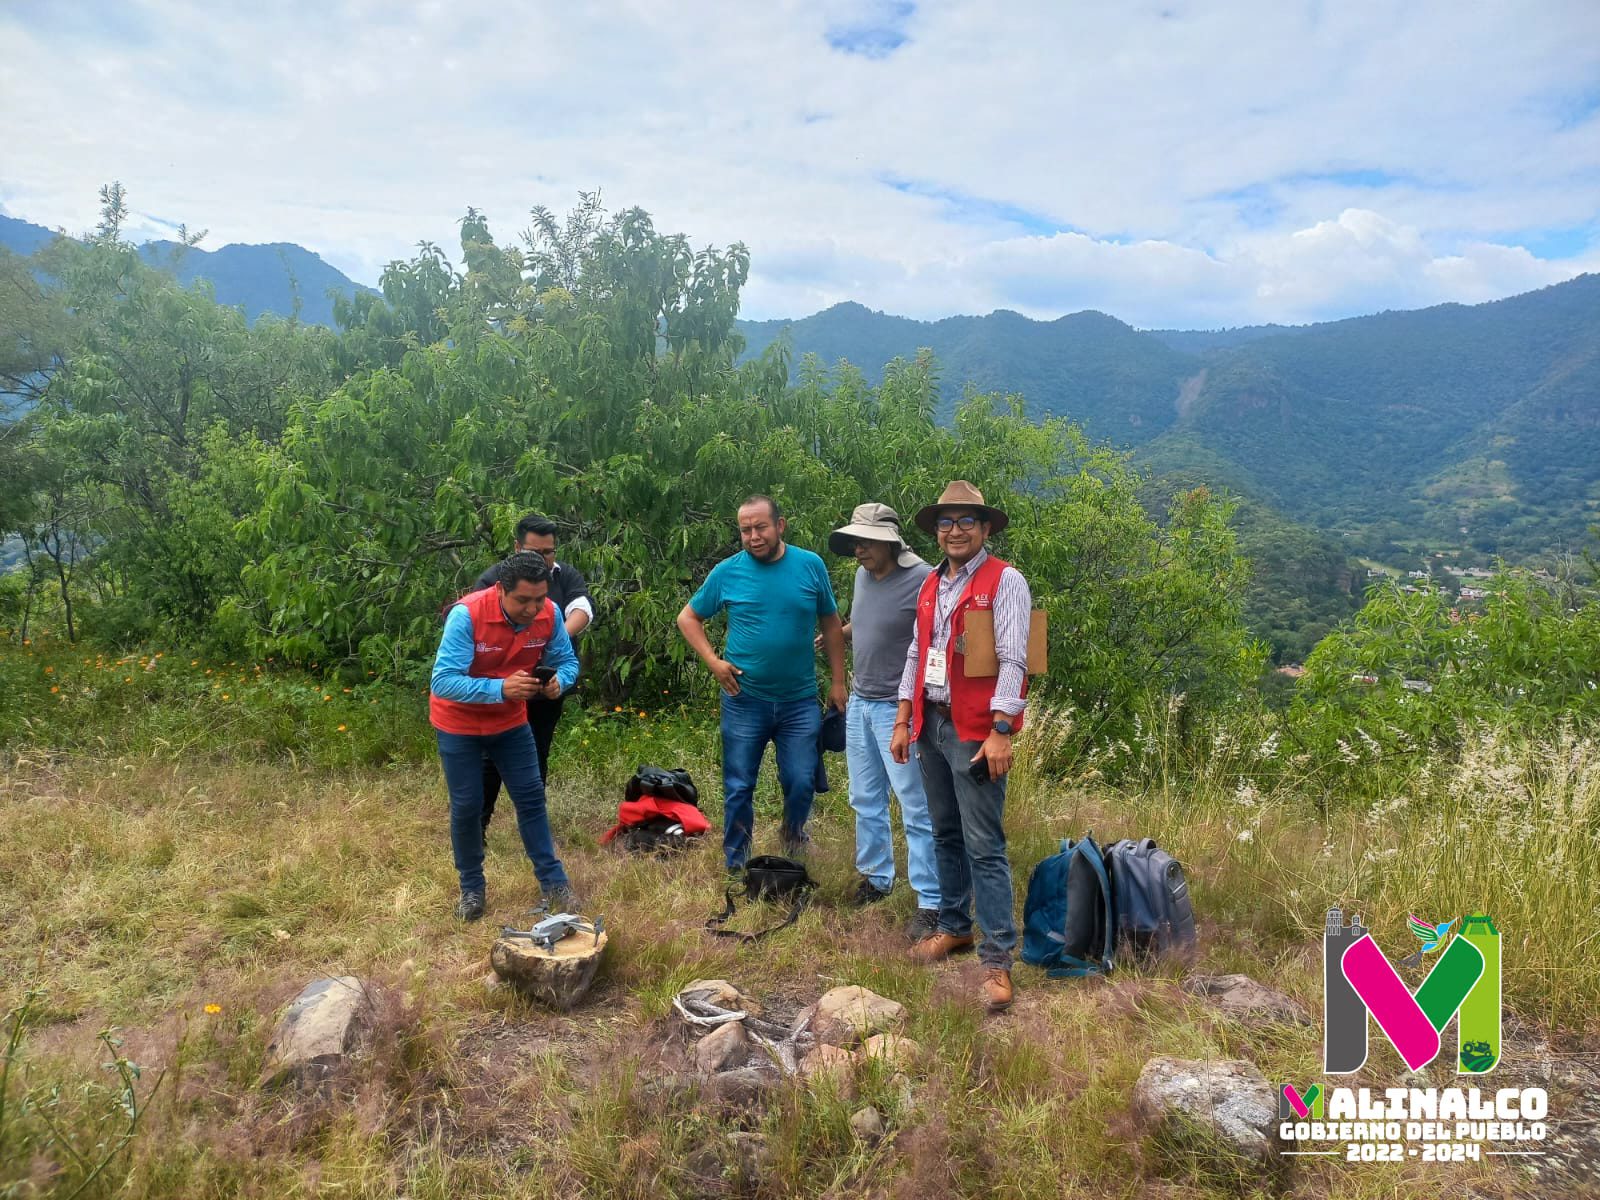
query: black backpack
[
  {"left": 705, "top": 855, "right": 816, "bottom": 944},
  {"left": 616, "top": 816, "right": 690, "bottom": 855},
  {"left": 1104, "top": 838, "right": 1197, "bottom": 962},
  {"left": 626, "top": 765, "right": 699, "bottom": 808}
]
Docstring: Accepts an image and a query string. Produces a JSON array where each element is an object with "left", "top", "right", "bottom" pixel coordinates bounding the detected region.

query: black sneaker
[
  {"left": 541, "top": 885, "right": 581, "bottom": 914},
  {"left": 852, "top": 877, "right": 892, "bottom": 906},
  {"left": 905, "top": 907, "right": 940, "bottom": 941},
  {"left": 454, "top": 892, "right": 486, "bottom": 922}
]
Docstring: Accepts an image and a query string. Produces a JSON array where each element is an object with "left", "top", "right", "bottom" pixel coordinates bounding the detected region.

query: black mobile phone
[
  {"left": 532, "top": 666, "right": 558, "bottom": 685},
  {"left": 968, "top": 756, "right": 991, "bottom": 785}
]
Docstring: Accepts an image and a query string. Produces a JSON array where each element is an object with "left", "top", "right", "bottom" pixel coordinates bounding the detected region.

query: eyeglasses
[{"left": 935, "top": 515, "right": 980, "bottom": 532}]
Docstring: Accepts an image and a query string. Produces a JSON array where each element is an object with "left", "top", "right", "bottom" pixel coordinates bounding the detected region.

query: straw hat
[{"left": 913, "top": 480, "right": 1009, "bottom": 536}]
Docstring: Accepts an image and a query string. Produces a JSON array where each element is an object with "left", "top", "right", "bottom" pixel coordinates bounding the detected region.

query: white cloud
[{"left": 0, "top": 0, "right": 1596, "bottom": 326}]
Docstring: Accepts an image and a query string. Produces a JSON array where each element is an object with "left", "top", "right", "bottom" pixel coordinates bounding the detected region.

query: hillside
[
  {"left": 741, "top": 302, "right": 1195, "bottom": 443},
  {"left": 741, "top": 276, "right": 1600, "bottom": 562},
  {"left": 0, "top": 213, "right": 374, "bottom": 328}
]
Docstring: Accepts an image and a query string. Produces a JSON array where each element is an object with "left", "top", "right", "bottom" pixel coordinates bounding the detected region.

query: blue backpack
[
  {"left": 1022, "top": 835, "right": 1199, "bottom": 977},
  {"left": 1021, "top": 836, "right": 1114, "bottom": 977}
]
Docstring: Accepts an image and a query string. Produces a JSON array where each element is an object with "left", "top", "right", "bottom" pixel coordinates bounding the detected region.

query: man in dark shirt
[{"left": 474, "top": 513, "right": 595, "bottom": 828}]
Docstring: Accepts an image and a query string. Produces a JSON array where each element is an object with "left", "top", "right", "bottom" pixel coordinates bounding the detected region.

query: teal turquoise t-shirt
[{"left": 689, "top": 546, "right": 838, "bottom": 702}]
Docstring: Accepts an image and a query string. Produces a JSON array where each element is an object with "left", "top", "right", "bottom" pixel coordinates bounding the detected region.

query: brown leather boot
[
  {"left": 982, "top": 967, "right": 1014, "bottom": 1012},
  {"left": 907, "top": 931, "right": 976, "bottom": 964}
]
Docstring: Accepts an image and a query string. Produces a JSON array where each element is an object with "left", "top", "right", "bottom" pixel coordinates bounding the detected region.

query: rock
[
  {"left": 1132, "top": 1057, "right": 1282, "bottom": 1176},
  {"left": 481, "top": 973, "right": 505, "bottom": 996},
  {"left": 860, "top": 1033, "right": 923, "bottom": 1072},
  {"left": 728, "top": 1131, "right": 772, "bottom": 1180},
  {"left": 491, "top": 928, "right": 608, "bottom": 1010},
  {"left": 695, "top": 1020, "right": 750, "bottom": 1074},
  {"left": 260, "top": 976, "right": 378, "bottom": 1088},
  {"left": 799, "top": 1044, "right": 857, "bottom": 1098},
  {"left": 707, "top": 1066, "right": 781, "bottom": 1109},
  {"left": 789, "top": 1003, "right": 818, "bottom": 1038},
  {"left": 682, "top": 978, "right": 762, "bottom": 1016},
  {"left": 685, "top": 1143, "right": 723, "bottom": 1181},
  {"left": 849, "top": 1105, "right": 886, "bottom": 1142},
  {"left": 813, "top": 985, "right": 906, "bottom": 1046},
  {"left": 1182, "top": 974, "right": 1310, "bottom": 1027}
]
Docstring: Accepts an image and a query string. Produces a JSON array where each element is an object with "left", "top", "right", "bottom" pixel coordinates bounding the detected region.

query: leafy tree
[{"left": 1291, "top": 572, "right": 1600, "bottom": 768}]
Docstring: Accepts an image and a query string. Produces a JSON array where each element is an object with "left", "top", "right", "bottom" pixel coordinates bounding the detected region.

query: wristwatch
[{"left": 992, "top": 718, "right": 1015, "bottom": 736}]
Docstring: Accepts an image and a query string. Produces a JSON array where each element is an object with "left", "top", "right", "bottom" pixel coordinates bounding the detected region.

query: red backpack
[{"left": 601, "top": 766, "right": 709, "bottom": 851}]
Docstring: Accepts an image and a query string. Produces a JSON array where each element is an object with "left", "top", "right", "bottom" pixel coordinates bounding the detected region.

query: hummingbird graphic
[{"left": 1400, "top": 914, "right": 1456, "bottom": 969}]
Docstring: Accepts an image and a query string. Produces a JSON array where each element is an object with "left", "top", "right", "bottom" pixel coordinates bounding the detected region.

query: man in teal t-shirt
[{"left": 677, "top": 495, "right": 848, "bottom": 868}]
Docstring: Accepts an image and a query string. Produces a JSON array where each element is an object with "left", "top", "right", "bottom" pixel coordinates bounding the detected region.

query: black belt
[{"left": 927, "top": 699, "right": 952, "bottom": 717}]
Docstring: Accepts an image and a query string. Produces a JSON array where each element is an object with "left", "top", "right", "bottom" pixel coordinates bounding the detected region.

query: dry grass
[{"left": 1, "top": 712, "right": 1588, "bottom": 1198}]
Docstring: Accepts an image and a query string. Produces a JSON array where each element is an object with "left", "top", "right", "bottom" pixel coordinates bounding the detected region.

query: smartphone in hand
[
  {"left": 532, "top": 666, "right": 558, "bottom": 685},
  {"left": 968, "top": 756, "right": 991, "bottom": 785}
]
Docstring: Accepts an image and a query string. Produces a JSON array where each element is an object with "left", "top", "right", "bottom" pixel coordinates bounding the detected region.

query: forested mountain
[
  {"left": 741, "top": 302, "right": 1196, "bottom": 443},
  {"left": 0, "top": 213, "right": 373, "bottom": 327},
  {"left": 740, "top": 275, "right": 1600, "bottom": 562}
]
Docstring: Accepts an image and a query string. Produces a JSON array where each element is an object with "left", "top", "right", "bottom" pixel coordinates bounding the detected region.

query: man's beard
[{"left": 747, "top": 541, "right": 782, "bottom": 562}]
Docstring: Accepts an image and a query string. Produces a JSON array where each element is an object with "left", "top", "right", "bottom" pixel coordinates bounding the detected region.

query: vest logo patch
[{"left": 475, "top": 642, "right": 497, "bottom": 652}]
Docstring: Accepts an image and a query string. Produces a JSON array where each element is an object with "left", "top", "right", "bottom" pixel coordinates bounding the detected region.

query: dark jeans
[
  {"left": 482, "top": 693, "right": 565, "bottom": 830},
  {"left": 437, "top": 724, "right": 568, "bottom": 897},
  {"left": 719, "top": 691, "right": 822, "bottom": 870},
  {"left": 916, "top": 707, "right": 1017, "bottom": 967}
]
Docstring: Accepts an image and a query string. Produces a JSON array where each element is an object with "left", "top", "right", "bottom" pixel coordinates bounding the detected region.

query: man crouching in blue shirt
[
  {"left": 430, "top": 552, "right": 580, "bottom": 921},
  {"left": 676, "top": 495, "right": 848, "bottom": 870}
]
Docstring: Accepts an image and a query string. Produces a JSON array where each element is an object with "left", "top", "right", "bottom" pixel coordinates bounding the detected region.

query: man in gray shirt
[{"left": 827, "top": 503, "right": 940, "bottom": 938}]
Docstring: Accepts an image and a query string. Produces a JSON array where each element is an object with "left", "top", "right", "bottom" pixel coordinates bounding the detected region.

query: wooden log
[{"left": 490, "top": 929, "right": 608, "bottom": 1010}]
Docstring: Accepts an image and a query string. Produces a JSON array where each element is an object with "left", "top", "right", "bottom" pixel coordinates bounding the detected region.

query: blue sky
[{"left": 1, "top": 0, "right": 1597, "bottom": 328}]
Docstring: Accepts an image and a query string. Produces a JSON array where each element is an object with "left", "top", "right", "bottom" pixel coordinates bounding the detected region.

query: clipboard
[{"left": 962, "top": 609, "right": 1048, "bottom": 676}]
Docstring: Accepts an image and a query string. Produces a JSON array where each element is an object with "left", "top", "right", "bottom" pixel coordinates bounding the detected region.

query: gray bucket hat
[{"left": 829, "top": 502, "right": 923, "bottom": 568}]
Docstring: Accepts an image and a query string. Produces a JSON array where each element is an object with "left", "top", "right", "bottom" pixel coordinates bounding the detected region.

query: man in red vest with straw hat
[
  {"left": 891, "top": 481, "right": 1032, "bottom": 1012},
  {"left": 430, "top": 552, "right": 580, "bottom": 922}
]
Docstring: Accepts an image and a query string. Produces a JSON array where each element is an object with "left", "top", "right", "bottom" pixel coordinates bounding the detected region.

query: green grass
[{"left": 2, "top": 638, "right": 1591, "bottom": 1197}]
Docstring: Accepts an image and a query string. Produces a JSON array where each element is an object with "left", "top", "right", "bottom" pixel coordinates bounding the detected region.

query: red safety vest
[
  {"left": 429, "top": 586, "right": 557, "bottom": 736},
  {"left": 910, "top": 554, "right": 1027, "bottom": 744}
]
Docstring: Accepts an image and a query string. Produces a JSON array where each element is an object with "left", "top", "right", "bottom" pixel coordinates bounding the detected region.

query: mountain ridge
[
  {"left": 0, "top": 213, "right": 375, "bottom": 328},
  {"left": 738, "top": 275, "right": 1600, "bottom": 560}
]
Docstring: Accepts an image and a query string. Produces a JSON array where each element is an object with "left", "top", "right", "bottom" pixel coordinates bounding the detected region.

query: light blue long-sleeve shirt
[{"left": 430, "top": 600, "right": 580, "bottom": 703}]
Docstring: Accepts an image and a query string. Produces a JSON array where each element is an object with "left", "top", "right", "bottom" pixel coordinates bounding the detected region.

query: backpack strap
[
  {"left": 705, "top": 885, "right": 813, "bottom": 944},
  {"left": 1062, "top": 838, "right": 1116, "bottom": 975}
]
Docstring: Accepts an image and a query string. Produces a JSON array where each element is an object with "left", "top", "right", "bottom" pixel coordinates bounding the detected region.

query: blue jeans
[
  {"left": 437, "top": 725, "right": 568, "bottom": 897},
  {"left": 847, "top": 695, "right": 940, "bottom": 909},
  {"left": 916, "top": 707, "right": 1016, "bottom": 967},
  {"left": 719, "top": 691, "right": 822, "bottom": 870}
]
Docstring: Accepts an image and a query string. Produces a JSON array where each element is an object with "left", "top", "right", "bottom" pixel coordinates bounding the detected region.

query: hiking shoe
[
  {"left": 907, "top": 931, "right": 976, "bottom": 964},
  {"left": 982, "top": 967, "right": 1014, "bottom": 1012},
  {"left": 905, "top": 908, "right": 940, "bottom": 941},
  {"left": 454, "top": 892, "right": 486, "bottom": 923},
  {"left": 852, "top": 878, "right": 892, "bottom": 906},
  {"left": 540, "top": 885, "right": 581, "bottom": 914}
]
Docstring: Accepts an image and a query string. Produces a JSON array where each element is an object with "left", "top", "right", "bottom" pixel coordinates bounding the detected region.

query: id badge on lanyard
[{"left": 925, "top": 648, "right": 948, "bottom": 689}]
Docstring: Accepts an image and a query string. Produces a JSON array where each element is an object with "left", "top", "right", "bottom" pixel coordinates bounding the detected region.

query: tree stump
[{"left": 490, "top": 929, "right": 608, "bottom": 1009}]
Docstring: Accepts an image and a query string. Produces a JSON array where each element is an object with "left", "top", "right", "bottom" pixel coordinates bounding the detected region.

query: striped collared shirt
[{"left": 897, "top": 548, "right": 1030, "bottom": 716}]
